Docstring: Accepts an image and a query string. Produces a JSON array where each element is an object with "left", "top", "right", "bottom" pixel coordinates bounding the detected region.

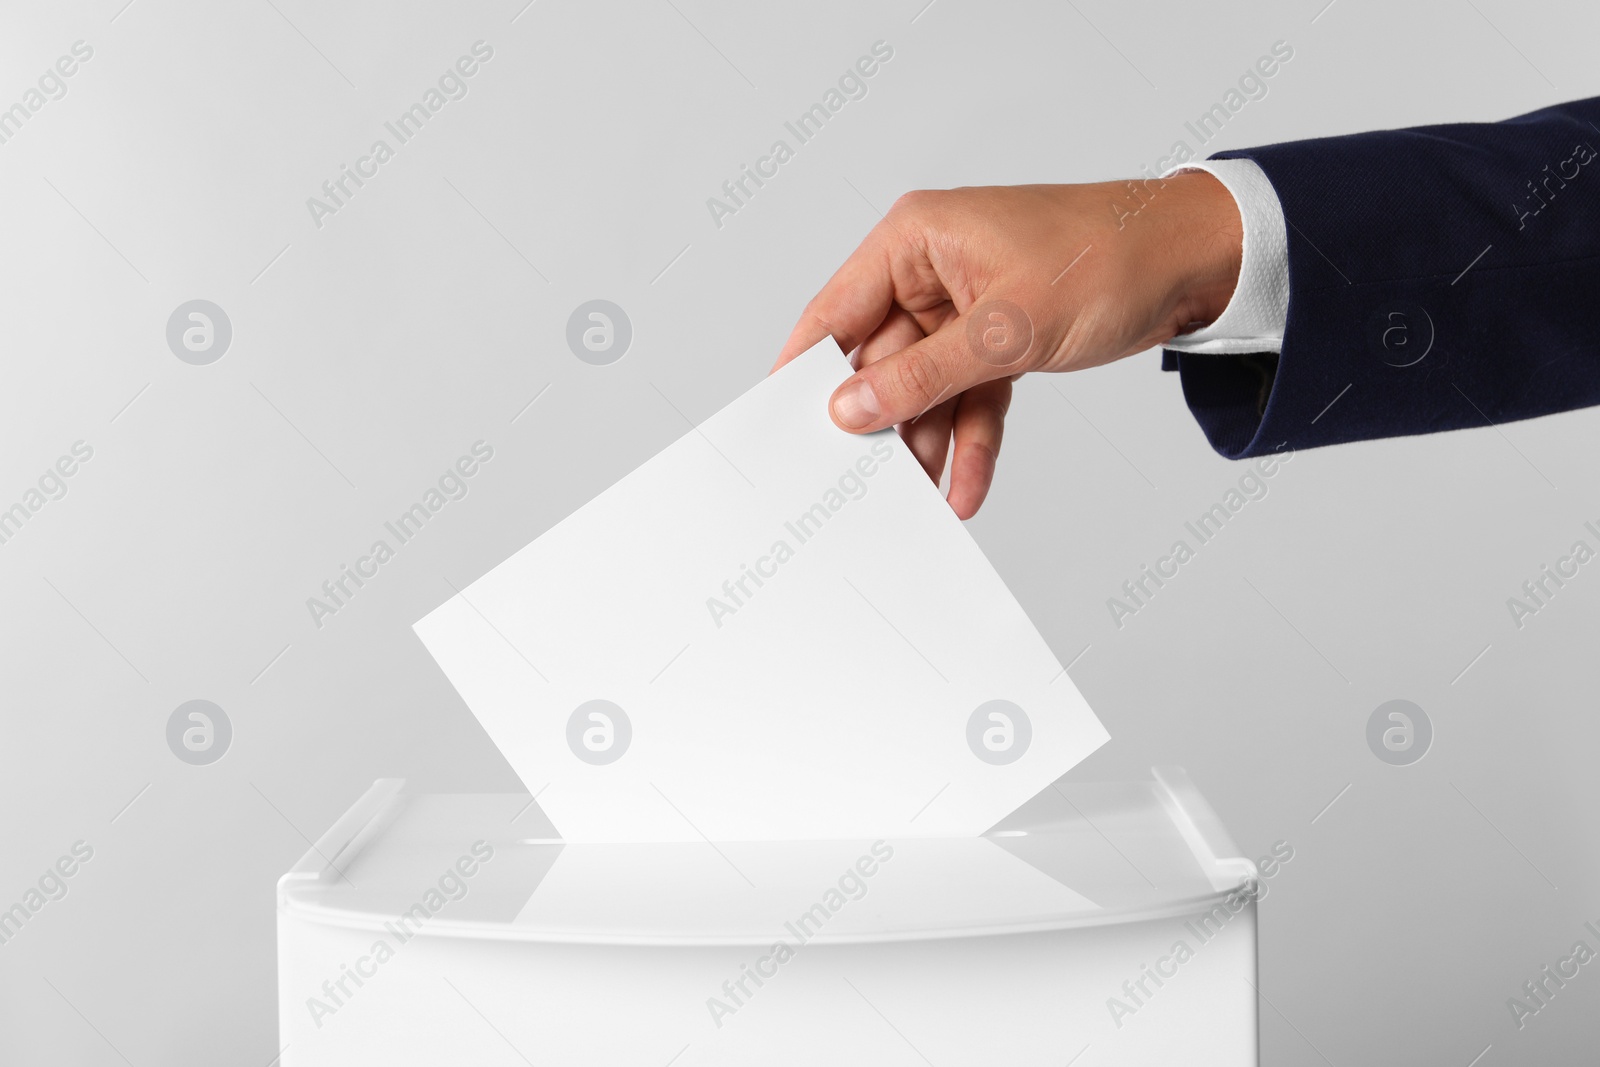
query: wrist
[{"left": 1160, "top": 170, "right": 1244, "bottom": 332}]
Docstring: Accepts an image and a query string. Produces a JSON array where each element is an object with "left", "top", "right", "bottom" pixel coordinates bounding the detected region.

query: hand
[{"left": 772, "top": 173, "right": 1242, "bottom": 517}]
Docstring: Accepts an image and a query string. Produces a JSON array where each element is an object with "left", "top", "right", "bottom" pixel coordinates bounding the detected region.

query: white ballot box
[{"left": 278, "top": 770, "right": 1260, "bottom": 1066}]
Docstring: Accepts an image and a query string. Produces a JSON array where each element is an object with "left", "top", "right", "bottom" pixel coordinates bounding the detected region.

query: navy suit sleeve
[{"left": 1162, "top": 96, "right": 1600, "bottom": 459}]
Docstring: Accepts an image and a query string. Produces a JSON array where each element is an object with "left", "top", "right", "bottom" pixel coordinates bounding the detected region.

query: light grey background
[{"left": 2, "top": 0, "right": 1597, "bottom": 1063}]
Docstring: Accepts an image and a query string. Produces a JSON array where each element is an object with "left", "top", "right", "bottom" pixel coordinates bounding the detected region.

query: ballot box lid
[{"left": 277, "top": 768, "right": 1255, "bottom": 946}]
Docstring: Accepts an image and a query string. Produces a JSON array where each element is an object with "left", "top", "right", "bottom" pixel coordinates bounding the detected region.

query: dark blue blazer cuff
[{"left": 1163, "top": 96, "right": 1600, "bottom": 459}]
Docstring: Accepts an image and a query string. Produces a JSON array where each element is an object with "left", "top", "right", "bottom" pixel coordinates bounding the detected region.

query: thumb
[{"left": 828, "top": 298, "right": 1038, "bottom": 433}]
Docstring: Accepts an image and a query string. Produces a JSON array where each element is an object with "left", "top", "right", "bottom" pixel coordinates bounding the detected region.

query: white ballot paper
[{"left": 414, "top": 339, "right": 1107, "bottom": 842}]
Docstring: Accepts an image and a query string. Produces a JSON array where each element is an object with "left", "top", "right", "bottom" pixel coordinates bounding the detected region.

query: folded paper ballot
[{"left": 413, "top": 339, "right": 1108, "bottom": 842}]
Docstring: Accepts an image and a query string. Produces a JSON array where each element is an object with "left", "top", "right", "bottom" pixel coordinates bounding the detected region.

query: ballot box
[{"left": 278, "top": 769, "right": 1260, "bottom": 1066}]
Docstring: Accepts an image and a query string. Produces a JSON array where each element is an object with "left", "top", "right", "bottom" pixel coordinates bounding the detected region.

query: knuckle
[
  {"left": 968, "top": 396, "right": 1010, "bottom": 430},
  {"left": 960, "top": 382, "right": 1013, "bottom": 435},
  {"left": 801, "top": 301, "right": 842, "bottom": 337},
  {"left": 889, "top": 188, "right": 939, "bottom": 219},
  {"left": 888, "top": 350, "right": 946, "bottom": 408},
  {"left": 964, "top": 438, "right": 1000, "bottom": 465}
]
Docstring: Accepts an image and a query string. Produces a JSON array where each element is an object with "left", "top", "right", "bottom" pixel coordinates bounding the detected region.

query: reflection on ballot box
[{"left": 278, "top": 769, "right": 1261, "bottom": 1066}]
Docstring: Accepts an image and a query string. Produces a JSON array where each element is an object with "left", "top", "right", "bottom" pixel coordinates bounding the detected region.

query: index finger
[{"left": 771, "top": 222, "right": 899, "bottom": 372}]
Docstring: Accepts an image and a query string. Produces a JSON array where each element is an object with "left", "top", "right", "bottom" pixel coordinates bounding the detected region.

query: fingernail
[{"left": 831, "top": 378, "right": 880, "bottom": 429}]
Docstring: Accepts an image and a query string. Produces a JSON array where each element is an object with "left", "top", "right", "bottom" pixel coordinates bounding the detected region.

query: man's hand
[{"left": 772, "top": 173, "right": 1243, "bottom": 518}]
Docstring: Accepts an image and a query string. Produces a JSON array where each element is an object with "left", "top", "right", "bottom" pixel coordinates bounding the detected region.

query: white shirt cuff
[{"left": 1160, "top": 157, "right": 1289, "bottom": 355}]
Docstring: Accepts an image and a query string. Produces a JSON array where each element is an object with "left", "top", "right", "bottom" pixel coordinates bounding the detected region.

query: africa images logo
[
  {"left": 705, "top": 841, "right": 895, "bottom": 1029},
  {"left": 705, "top": 41, "right": 894, "bottom": 230},
  {"left": 704, "top": 439, "right": 894, "bottom": 629},
  {"left": 304, "top": 41, "right": 495, "bottom": 229},
  {"left": 304, "top": 841, "right": 494, "bottom": 1029}
]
